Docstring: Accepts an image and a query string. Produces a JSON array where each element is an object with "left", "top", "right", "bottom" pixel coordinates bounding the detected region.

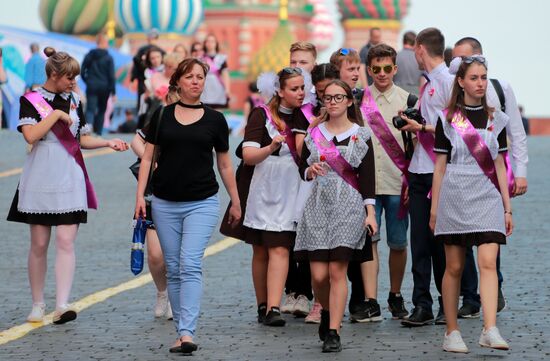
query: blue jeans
[
  {"left": 151, "top": 194, "right": 220, "bottom": 337},
  {"left": 372, "top": 195, "right": 409, "bottom": 250}
]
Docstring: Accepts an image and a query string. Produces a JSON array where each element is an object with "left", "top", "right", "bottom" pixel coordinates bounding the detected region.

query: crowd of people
[{"left": 5, "top": 26, "right": 529, "bottom": 356}]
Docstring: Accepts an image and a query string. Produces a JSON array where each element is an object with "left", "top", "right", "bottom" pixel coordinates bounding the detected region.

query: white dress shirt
[
  {"left": 408, "top": 62, "right": 454, "bottom": 174},
  {"left": 486, "top": 79, "right": 528, "bottom": 178}
]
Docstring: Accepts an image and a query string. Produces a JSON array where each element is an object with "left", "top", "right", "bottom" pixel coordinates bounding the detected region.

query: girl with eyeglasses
[
  {"left": 431, "top": 56, "right": 512, "bottom": 353},
  {"left": 294, "top": 80, "right": 377, "bottom": 352},
  {"left": 221, "top": 68, "right": 309, "bottom": 327}
]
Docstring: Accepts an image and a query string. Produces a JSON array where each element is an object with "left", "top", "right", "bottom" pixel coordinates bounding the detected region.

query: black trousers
[
  {"left": 461, "top": 247, "right": 503, "bottom": 307},
  {"left": 409, "top": 172, "right": 446, "bottom": 311},
  {"left": 347, "top": 261, "right": 365, "bottom": 310},
  {"left": 285, "top": 250, "right": 313, "bottom": 300}
]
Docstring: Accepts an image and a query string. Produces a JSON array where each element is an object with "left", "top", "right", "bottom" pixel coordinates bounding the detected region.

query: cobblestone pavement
[{"left": 0, "top": 130, "right": 549, "bottom": 360}]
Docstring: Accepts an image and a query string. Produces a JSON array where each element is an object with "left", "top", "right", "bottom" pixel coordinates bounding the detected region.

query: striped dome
[
  {"left": 39, "top": 0, "right": 110, "bottom": 35},
  {"left": 338, "top": 0, "right": 410, "bottom": 20},
  {"left": 115, "top": 0, "right": 203, "bottom": 35},
  {"left": 248, "top": 22, "right": 296, "bottom": 81}
]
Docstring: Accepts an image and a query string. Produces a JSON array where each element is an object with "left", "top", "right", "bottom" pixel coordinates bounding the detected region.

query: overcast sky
[{"left": 1, "top": 0, "right": 549, "bottom": 116}]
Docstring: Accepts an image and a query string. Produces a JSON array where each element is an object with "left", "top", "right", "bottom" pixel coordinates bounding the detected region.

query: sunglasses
[
  {"left": 338, "top": 48, "right": 355, "bottom": 56},
  {"left": 322, "top": 94, "right": 348, "bottom": 103},
  {"left": 282, "top": 67, "right": 303, "bottom": 75},
  {"left": 462, "top": 55, "right": 486, "bottom": 64},
  {"left": 369, "top": 64, "right": 395, "bottom": 74}
]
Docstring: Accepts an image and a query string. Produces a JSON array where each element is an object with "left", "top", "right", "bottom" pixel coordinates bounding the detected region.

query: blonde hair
[
  {"left": 164, "top": 52, "right": 185, "bottom": 68},
  {"left": 329, "top": 48, "right": 361, "bottom": 70},
  {"left": 43, "top": 47, "right": 80, "bottom": 78},
  {"left": 268, "top": 68, "right": 303, "bottom": 130},
  {"left": 289, "top": 41, "right": 317, "bottom": 59}
]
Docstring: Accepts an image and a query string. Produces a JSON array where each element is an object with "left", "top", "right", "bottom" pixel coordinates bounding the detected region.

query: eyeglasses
[
  {"left": 462, "top": 55, "right": 486, "bottom": 64},
  {"left": 282, "top": 67, "right": 303, "bottom": 75},
  {"left": 369, "top": 64, "right": 395, "bottom": 74},
  {"left": 322, "top": 94, "right": 348, "bottom": 103},
  {"left": 339, "top": 48, "right": 355, "bottom": 56}
]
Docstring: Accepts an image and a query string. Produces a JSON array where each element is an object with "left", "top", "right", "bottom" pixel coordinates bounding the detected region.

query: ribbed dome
[
  {"left": 338, "top": 0, "right": 410, "bottom": 20},
  {"left": 115, "top": 0, "right": 203, "bottom": 35},
  {"left": 247, "top": 21, "right": 296, "bottom": 81},
  {"left": 39, "top": 0, "right": 110, "bottom": 35}
]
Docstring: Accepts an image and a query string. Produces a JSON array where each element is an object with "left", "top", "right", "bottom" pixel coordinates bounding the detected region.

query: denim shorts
[{"left": 372, "top": 195, "right": 409, "bottom": 250}]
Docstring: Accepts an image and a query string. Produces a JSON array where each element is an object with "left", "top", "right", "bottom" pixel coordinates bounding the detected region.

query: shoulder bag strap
[
  {"left": 490, "top": 79, "right": 506, "bottom": 112},
  {"left": 147, "top": 106, "right": 164, "bottom": 191}
]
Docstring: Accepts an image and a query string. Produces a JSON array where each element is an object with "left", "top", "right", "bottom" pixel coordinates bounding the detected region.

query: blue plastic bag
[{"left": 131, "top": 218, "right": 152, "bottom": 275}]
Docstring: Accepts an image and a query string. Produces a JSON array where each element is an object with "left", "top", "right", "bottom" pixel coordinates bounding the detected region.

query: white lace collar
[
  {"left": 36, "top": 87, "right": 71, "bottom": 101},
  {"left": 319, "top": 122, "right": 359, "bottom": 142}
]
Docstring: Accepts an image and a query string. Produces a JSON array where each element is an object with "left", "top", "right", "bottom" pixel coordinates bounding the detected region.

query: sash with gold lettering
[
  {"left": 258, "top": 104, "right": 300, "bottom": 166},
  {"left": 309, "top": 126, "right": 360, "bottom": 192},
  {"left": 24, "top": 92, "right": 98, "bottom": 209},
  {"left": 445, "top": 109, "right": 501, "bottom": 193},
  {"left": 360, "top": 87, "right": 410, "bottom": 218}
]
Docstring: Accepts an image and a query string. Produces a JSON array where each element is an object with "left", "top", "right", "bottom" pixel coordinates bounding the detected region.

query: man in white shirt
[
  {"left": 399, "top": 28, "right": 454, "bottom": 327},
  {"left": 452, "top": 37, "right": 528, "bottom": 319}
]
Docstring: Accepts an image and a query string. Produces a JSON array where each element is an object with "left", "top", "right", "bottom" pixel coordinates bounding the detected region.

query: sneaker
[
  {"left": 322, "top": 329, "right": 342, "bottom": 353},
  {"left": 263, "top": 307, "right": 286, "bottom": 327},
  {"left": 53, "top": 304, "right": 77, "bottom": 325},
  {"left": 165, "top": 299, "right": 173, "bottom": 320},
  {"left": 26, "top": 303, "right": 46, "bottom": 323},
  {"left": 293, "top": 295, "right": 310, "bottom": 317},
  {"left": 458, "top": 303, "right": 480, "bottom": 318},
  {"left": 387, "top": 292, "right": 408, "bottom": 319},
  {"left": 154, "top": 291, "right": 169, "bottom": 318},
  {"left": 305, "top": 302, "right": 322, "bottom": 324},
  {"left": 280, "top": 293, "right": 296, "bottom": 314},
  {"left": 401, "top": 306, "right": 434, "bottom": 327},
  {"left": 497, "top": 288, "right": 506, "bottom": 313},
  {"left": 479, "top": 326, "right": 509, "bottom": 350},
  {"left": 257, "top": 302, "right": 267, "bottom": 324},
  {"left": 443, "top": 330, "right": 469, "bottom": 353},
  {"left": 435, "top": 308, "right": 447, "bottom": 325},
  {"left": 319, "top": 309, "right": 330, "bottom": 341},
  {"left": 349, "top": 299, "right": 382, "bottom": 323}
]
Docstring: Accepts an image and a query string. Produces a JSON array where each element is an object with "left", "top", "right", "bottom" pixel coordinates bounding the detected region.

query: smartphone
[{"left": 366, "top": 224, "right": 374, "bottom": 236}]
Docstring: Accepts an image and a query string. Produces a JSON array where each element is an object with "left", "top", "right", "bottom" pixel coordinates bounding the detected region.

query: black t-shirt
[{"left": 145, "top": 102, "right": 230, "bottom": 201}]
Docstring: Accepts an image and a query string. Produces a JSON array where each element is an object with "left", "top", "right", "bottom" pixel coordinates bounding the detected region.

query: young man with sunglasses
[
  {"left": 350, "top": 44, "right": 414, "bottom": 323},
  {"left": 399, "top": 27, "right": 454, "bottom": 327},
  {"left": 451, "top": 37, "right": 528, "bottom": 319}
]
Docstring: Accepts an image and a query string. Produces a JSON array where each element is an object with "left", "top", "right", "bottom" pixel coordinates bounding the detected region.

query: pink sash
[
  {"left": 360, "top": 87, "right": 409, "bottom": 218},
  {"left": 418, "top": 82, "right": 437, "bottom": 163},
  {"left": 300, "top": 103, "right": 315, "bottom": 124},
  {"left": 445, "top": 110, "right": 501, "bottom": 193},
  {"left": 251, "top": 95, "right": 264, "bottom": 108},
  {"left": 503, "top": 151, "right": 515, "bottom": 197},
  {"left": 309, "top": 126, "right": 360, "bottom": 192},
  {"left": 24, "top": 92, "right": 98, "bottom": 209},
  {"left": 258, "top": 104, "right": 300, "bottom": 165},
  {"left": 202, "top": 55, "right": 225, "bottom": 88}
]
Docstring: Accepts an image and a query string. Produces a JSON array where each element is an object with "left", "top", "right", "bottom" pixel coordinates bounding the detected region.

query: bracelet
[
  {"left": 504, "top": 210, "right": 513, "bottom": 215},
  {"left": 421, "top": 124, "right": 426, "bottom": 133}
]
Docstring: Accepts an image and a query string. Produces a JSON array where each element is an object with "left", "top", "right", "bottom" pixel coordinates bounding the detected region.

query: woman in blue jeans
[{"left": 135, "top": 58, "right": 241, "bottom": 355}]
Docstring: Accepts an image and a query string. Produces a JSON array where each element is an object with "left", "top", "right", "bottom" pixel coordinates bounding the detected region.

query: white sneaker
[
  {"left": 26, "top": 303, "right": 46, "bottom": 323},
  {"left": 293, "top": 295, "right": 310, "bottom": 317},
  {"left": 165, "top": 299, "right": 173, "bottom": 320},
  {"left": 280, "top": 293, "right": 297, "bottom": 314},
  {"left": 443, "top": 330, "right": 469, "bottom": 353},
  {"left": 154, "top": 291, "right": 169, "bottom": 318},
  {"left": 479, "top": 326, "right": 509, "bottom": 350}
]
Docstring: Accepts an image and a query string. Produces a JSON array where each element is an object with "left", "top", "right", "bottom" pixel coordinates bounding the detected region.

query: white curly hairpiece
[
  {"left": 256, "top": 72, "right": 279, "bottom": 102},
  {"left": 448, "top": 57, "right": 462, "bottom": 75},
  {"left": 301, "top": 69, "right": 317, "bottom": 106}
]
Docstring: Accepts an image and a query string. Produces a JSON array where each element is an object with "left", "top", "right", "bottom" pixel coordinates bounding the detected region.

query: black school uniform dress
[{"left": 7, "top": 87, "right": 91, "bottom": 225}]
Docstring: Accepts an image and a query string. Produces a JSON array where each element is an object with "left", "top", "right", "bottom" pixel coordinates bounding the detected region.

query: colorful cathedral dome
[
  {"left": 39, "top": 0, "right": 110, "bottom": 35},
  {"left": 247, "top": 21, "right": 295, "bottom": 81},
  {"left": 115, "top": 0, "right": 203, "bottom": 35},
  {"left": 338, "top": 0, "right": 410, "bottom": 20}
]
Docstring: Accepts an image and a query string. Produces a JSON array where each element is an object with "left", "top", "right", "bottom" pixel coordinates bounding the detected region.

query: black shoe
[
  {"left": 263, "top": 307, "right": 286, "bottom": 327},
  {"left": 497, "top": 288, "right": 506, "bottom": 313},
  {"left": 181, "top": 342, "right": 198, "bottom": 355},
  {"left": 319, "top": 309, "right": 330, "bottom": 341},
  {"left": 401, "top": 306, "right": 434, "bottom": 327},
  {"left": 458, "top": 302, "right": 480, "bottom": 318},
  {"left": 349, "top": 299, "right": 382, "bottom": 323},
  {"left": 348, "top": 299, "right": 364, "bottom": 316},
  {"left": 322, "top": 329, "right": 342, "bottom": 353},
  {"left": 435, "top": 308, "right": 446, "bottom": 325},
  {"left": 388, "top": 292, "right": 409, "bottom": 319},
  {"left": 257, "top": 303, "right": 267, "bottom": 323}
]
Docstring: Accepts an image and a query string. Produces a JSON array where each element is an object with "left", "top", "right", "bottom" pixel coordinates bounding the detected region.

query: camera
[{"left": 392, "top": 108, "right": 423, "bottom": 129}]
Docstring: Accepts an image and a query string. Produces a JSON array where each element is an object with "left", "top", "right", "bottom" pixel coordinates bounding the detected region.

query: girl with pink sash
[
  {"left": 430, "top": 57, "right": 512, "bottom": 353},
  {"left": 294, "top": 80, "right": 377, "bottom": 353},
  {"left": 7, "top": 48, "right": 128, "bottom": 325},
  {"left": 200, "top": 34, "right": 230, "bottom": 108}
]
